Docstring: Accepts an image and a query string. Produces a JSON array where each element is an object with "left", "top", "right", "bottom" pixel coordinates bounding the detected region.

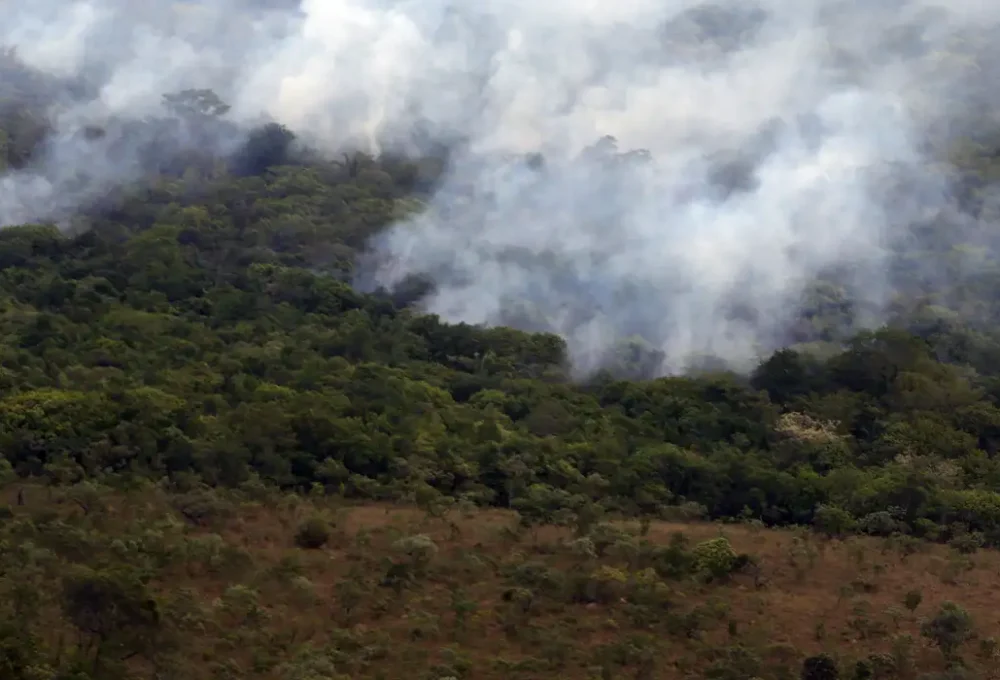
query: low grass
[{"left": 6, "top": 482, "right": 1000, "bottom": 679}]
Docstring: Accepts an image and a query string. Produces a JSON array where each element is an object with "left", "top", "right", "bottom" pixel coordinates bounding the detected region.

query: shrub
[
  {"left": 392, "top": 534, "right": 438, "bottom": 576},
  {"left": 921, "top": 602, "right": 974, "bottom": 663},
  {"left": 171, "top": 489, "right": 232, "bottom": 527},
  {"left": 587, "top": 522, "right": 632, "bottom": 557},
  {"left": 857, "top": 511, "right": 898, "bottom": 537},
  {"left": 802, "top": 654, "right": 839, "bottom": 680},
  {"left": 652, "top": 532, "right": 695, "bottom": 579},
  {"left": 948, "top": 532, "right": 985, "bottom": 555},
  {"left": 586, "top": 566, "right": 628, "bottom": 604},
  {"left": 693, "top": 537, "right": 737, "bottom": 580},
  {"left": 903, "top": 589, "right": 922, "bottom": 613},
  {"left": 706, "top": 645, "right": 762, "bottom": 680},
  {"left": 294, "top": 516, "right": 331, "bottom": 549},
  {"left": 814, "top": 504, "right": 856, "bottom": 538}
]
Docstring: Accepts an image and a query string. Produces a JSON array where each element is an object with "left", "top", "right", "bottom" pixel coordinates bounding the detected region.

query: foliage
[
  {"left": 0, "top": 104, "right": 999, "bottom": 547},
  {"left": 294, "top": 517, "right": 331, "bottom": 550},
  {"left": 0, "top": 481, "right": 993, "bottom": 678},
  {"left": 904, "top": 589, "right": 924, "bottom": 613},
  {"left": 6, "top": 68, "right": 1000, "bottom": 678},
  {"left": 693, "top": 537, "right": 739, "bottom": 580},
  {"left": 921, "top": 602, "right": 974, "bottom": 664},
  {"left": 802, "top": 654, "right": 839, "bottom": 680}
]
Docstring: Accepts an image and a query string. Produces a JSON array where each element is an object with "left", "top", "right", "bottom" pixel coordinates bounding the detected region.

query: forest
[{"left": 5, "top": 45, "right": 1000, "bottom": 680}]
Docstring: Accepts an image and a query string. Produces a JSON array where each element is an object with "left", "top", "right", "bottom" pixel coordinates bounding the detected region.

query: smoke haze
[{"left": 3, "top": 0, "right": 1000, "bottom": 374}]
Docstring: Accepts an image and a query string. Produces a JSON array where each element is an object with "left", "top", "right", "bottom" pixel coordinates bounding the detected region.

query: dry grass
[{"left": 10, "top": 484, "right": 1000, "bottom": 679}]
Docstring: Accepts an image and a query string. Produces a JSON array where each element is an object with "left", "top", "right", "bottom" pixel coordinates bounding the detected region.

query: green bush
[
  {"left": 693, "top": 537, "right": 737, "bottom": 580},
  {"left": 293, "top": 516, "right": 331, "bottom": 550},
  {"left": 814, "top": 504, "right": 856, "bottom": 538}
]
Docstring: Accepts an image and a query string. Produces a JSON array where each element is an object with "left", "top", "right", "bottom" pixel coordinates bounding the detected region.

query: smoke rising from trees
[{"left": 3, "top": 0, "right": 1000, "bottom": 374}]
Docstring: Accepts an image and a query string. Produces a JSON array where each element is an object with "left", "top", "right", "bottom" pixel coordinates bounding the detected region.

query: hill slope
[
  {"left": 4, "top": 483, "right": 1000, "bottom": 680},
  {"left": 0, "top": 159, "right": 999, "bottom": 544},
  {"left": 8, "top": 61, "right": 1000, "bottom": 678}
]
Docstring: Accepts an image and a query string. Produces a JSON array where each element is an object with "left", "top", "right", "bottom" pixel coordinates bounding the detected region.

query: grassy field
[{"left": 7, "top": 482, "right": 1000, "bottom": 680}]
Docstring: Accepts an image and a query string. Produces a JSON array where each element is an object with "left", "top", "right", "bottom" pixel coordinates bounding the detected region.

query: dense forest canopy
[{"left": 2, "top": 40, "right": 1000, "bottom": 536}]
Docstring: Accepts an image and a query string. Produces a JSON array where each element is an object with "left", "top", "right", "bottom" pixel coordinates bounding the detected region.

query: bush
[
  {"left": 294, "top": 516, "right": 331, "bottom": 549},
  {"left": 948, "top": 532, "right": 985, "bottom": 555},
  {"left": 802, "top": 654, "right": 839, "bottom": 680},
  {"left": 392, "top": 534, "right": 439, "bottom": 576},
  {"left": 814, "top": 504, "right": 856, "bottom": 538},
  {"left": 706, "top": 645, "right": 762, "bottom": 680},
  {"left": 693, "top": 537, "right": 738, "bottom": 580},
  {"left": 857, "top": 511, "right": 898, "bottom": 537},
  {"left": 587, "top": 565, "right": 628, "bottom": 604},
  {"left": 652, "top": 532, "right": 695, "bottom": 579},
  {"left": 171, "top": 489, "right": 232, "bottom": 527},
  {"left": 921, "top": 602, "right": 974, "bottom": 663}
]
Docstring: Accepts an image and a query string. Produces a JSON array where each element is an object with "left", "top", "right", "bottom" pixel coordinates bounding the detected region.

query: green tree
[
  {"left": 61, "top": 567, "right": 161, "bottom": 674},
  {"left": 693, "top": 537, "right": 738, "bottom": 581},
  {"left": 921, "top": 602, "right": 974, "bottom": 664}
]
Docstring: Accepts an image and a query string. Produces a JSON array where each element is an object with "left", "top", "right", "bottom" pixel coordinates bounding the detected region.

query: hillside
[
  {"left": 4, "top": 482, "right": 1000, "bottom": 680},
  {"left": 8, "top": 48, "right": 1000, "bottom": 679},
  {"left": 1, "top": 150, "right": 1000, "bottom": 541}
]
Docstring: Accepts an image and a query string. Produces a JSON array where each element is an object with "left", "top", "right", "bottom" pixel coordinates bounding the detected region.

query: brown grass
[{"left": 10, "top": 484, "right": 1000, "bottom": 679}]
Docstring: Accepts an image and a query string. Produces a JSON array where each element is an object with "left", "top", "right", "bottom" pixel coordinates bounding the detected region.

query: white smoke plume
[{"left": 3, "top": 0, "right": 1000, "bottom": 374}]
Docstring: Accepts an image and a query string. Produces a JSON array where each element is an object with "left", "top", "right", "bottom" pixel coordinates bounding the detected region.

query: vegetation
[
  {"left": 4, "top": 483, "right": 1000, "bottom": 680},
  {"left": 6, "top": 48, "right": 1000, "bottom": 678}
]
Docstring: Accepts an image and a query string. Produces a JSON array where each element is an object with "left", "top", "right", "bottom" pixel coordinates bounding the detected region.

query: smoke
[
  {"left": 351, "top": 0, "right": 1000, "bottom": 375},
  {"left": 3, "top": 0, "right": 1000, "bottom": 375}
]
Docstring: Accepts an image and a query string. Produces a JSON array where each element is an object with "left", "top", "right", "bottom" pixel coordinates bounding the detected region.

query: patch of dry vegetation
[{"left": 5, "top": 481, "right": 1000, "bottom": 680}]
